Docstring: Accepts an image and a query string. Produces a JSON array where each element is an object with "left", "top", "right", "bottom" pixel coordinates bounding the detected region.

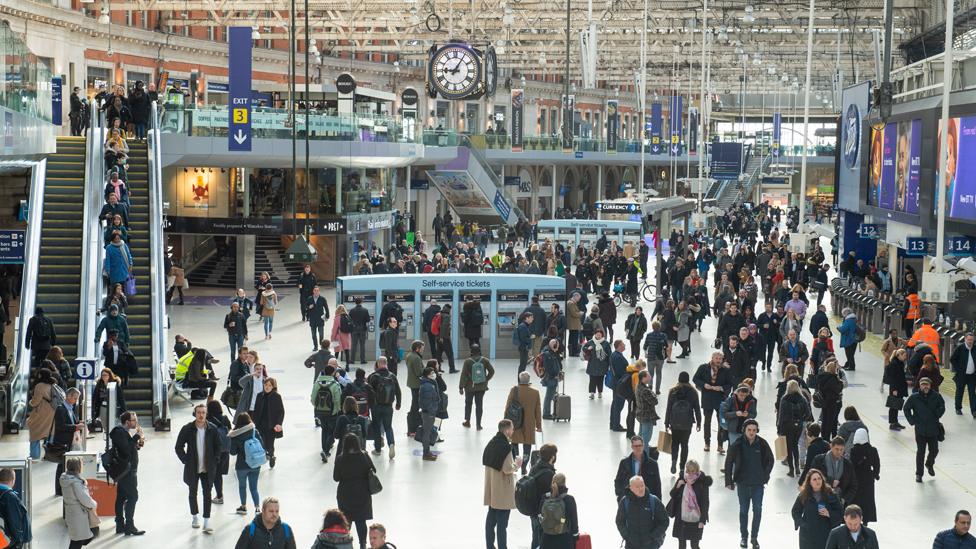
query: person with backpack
[
  {"left": 367, "top": 357, "right": 401, "bottom": 459},
  {"left": 206, "top": 401, "right": 232, "bottom": 506},
  {"left": 723, "top": 385, "right": 758, "bottom": 448},
  {"left": 583, "top": 329, "right": 612, "bottom": 399},
  {"left": 723, "top": 419, "right": 774, "bottom": 549},
  {"left": 174, "top": 403, "right": 222, "bottom": 533},
  {"left": 312, "top": 364, "right": 344, "bottom": 462},
  {"left": 515, "top": 443, "right": 557, "bottom": 549},
  {"left": 307, "top": 286, "right": 331, "bottom": 352},
  {"left": 515, "top": 313, "right": 534, "bottom": 374},
  {"left": 777, "top": 380, "right": 814, "bottom": 477},
  {"left": 24, "top": 306, "right": 56, "bottom": 373},
  {"left": 538, "top": 472, "right": 579, "bottom": 548},
  {"left": 334, "top": 433, "right": 377, "bottom": 549},
  {"left": 228, "top": 412, "right": 265, "bottom": 515},
  {"left": 483, "top": 419, "right": 521, "bottom": 549},
  {"left": 332, "top": 305, "right": 354, "bottom": 367},
  {"left": 836, "top": 308, "right": 860, "bottom": 372},
  {"left": 404, "top": 340, "right": 426, "bottom": 437},
  {"left": 422, "top": 299, "right": 442, "bottom": 360},
  {"left": 615, "top": 436, "right": 662, "bottom": 500},
  {"left": 435, "top": 304, "right": 457, "bottom": 373},
  {"left": 460, "top": 343, "right": 495, "bottom": 430},
  {"left": 615, "top": 475, "right": 670, "bottom": 549},
  {"left": 334, "top": 396, "right": 370, "bottom": 457},
  {"left": 664, "top": 372, "right": 702, "bottom": 474},
  {"left": 349, "top": 297, "right": 372, "bottom": 365},
  {"left": 643, "top": 322, "right": 669, "bottom": 395},
  {"left": 0, "top": 467, "right": 31, "bottom": 547},
  {"left": 108, "top": 411, "right": 144, "bottom": 536},
  {"left": 233, "top": 496, "right": 297, "bottom": 549},
  {"left": 462, "top": 296, "right": 485, "bottom": 348},
  {"left": 506, "top": 371, "right": 543, "bottom": 475}
]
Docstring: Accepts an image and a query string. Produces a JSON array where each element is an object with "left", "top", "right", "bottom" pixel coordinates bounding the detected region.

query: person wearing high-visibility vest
[
  {"left": 902, "top": 292, "right": 921, "bottom": 339},
  {"left": 909, "top": 318, "right": 942, "bottom": 364}
]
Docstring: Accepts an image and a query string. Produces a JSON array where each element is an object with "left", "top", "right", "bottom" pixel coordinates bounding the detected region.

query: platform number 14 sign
[{"left": 948, "top": 236, "right": 975, "bottom": 256}]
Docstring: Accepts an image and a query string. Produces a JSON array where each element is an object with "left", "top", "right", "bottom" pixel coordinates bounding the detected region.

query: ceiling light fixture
[
  {"left": 98, "top": 6, "right": 110, "bottom": 24},
  {"left": 251, "top": 26, "right": 261, "bottom": 40},
  {"left": 743, "top": 5, "right": 755, "bottom": 24}
]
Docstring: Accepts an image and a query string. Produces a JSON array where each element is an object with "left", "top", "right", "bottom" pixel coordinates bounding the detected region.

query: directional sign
[
  {"left": 72, "top": 358, "right": 98, "bottom": 381},
  {"left": 51, "top": 76, "right": 63, "bottom": 126},
  {"left": 228, "top": 26, "right": 252, "bottom": 152},
  {"left": 858, "top": 223, "right": 878, "bottom": 239},
  {"left": 948, "top": 236, "right": 975, "bottom": 256},
  {"left": 905, "top": 237, "right": 931, "bottom": 257},
  {"left": 0, "top": 230, "right": 24, "bottom": 264}
]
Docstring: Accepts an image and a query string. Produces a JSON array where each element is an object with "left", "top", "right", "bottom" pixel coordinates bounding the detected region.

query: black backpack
[
  {"left": 515, "top": 467, "right": 544, "bottom": 516},
  {"left": 505, "top": 388, "right": 524, "bottom": 429},
  {"left": 670, "top": 397, "right": 694, "bottom": 431},
  {"left": 340, "top": 315, "right": 352, "bottom": 334},
  {"left": 374, "top": 374, "right": 397, "bottom": 405}
]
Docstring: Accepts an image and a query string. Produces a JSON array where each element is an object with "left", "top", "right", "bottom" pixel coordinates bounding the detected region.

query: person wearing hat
[
  {"left": 903, "top": 376, "right": 946, "bottom": 483},
  {"left": 95, "top": 303, "right": 130, "bottom": 345},
  {"left": 724, "top": 418, "right": 774, "bottom": 549}
]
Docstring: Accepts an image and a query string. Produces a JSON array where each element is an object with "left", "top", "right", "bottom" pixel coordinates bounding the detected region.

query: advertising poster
[
  {"left": 425, "top": 170, "right": 498, "bottom": 217},
  {"left": 868, "top": 128, "right": 883, "bottom": 207},
  {"left": 900, "top": 119, "right": 921, "bottom": 214},
  {"left": 879, "top": 123, "right": 896, "bottom": 210},
  {"left": 942, "top": 116, "right": 976, "bottom": 221},
  {"left": 511, "top": 88, "right": 524, "bottom": 153},
  {"left": 772, "top": 112, "right": 781, "bottom": 157},
  {"left": 869, "top": 119, "right": 921, "bottom": 214},
  {"left": 606, "top": 100, "right": 618, "bottom": 154},
  {"left": 689, "top": 108, "right": 698, "bottom": 154},
  {"left": 838, "top": 82, "right": 870, "bottom": 213},
  {"left": 650, "top": 103, "right": 663, "bottom": 154}
]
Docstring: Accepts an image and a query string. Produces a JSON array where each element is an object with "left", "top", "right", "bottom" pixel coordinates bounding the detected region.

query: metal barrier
[{"left": 149, "top": 102, "right": 171, "bottom": 430}]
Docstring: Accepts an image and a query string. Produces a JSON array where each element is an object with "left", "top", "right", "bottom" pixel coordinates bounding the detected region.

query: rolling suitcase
[
  {"left": 552, "top": 379, "right": 571, "bottom": 422},
  {"left": 575, "top": 532, "right": 592, "bottom": 549}
]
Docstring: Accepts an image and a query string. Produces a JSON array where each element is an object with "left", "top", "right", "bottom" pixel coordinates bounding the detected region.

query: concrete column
[
  {"left": 236, "top": 235, "right": 256, "bottom": 290},
  {"left": 552, "top": 164, "right": 558, "bottom": 215},
  {"left": 596, "top": 166, "right": 602, "bottom": 220}
]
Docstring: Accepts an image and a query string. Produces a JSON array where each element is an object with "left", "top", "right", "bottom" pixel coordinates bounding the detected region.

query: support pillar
[{"left": 236, "top": 235, "right": 256, "bottom": 291}]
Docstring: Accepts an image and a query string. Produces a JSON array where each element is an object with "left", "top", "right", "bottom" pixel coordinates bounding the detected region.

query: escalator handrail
[
  {"left": 148, "top": 101, "right": 170, "bottom": 427},
  {"left": 10, "top": 158, "right": 47, "bottom": 428},
  {"left": 78, "top": 106, "right": 106, "bottom": 362}
]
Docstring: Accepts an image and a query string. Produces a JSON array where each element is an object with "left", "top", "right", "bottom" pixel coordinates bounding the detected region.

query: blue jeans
[
  {"left": 485, "top": 507, "right": 510, "bottom": 549},
  {"left": 263, "top": 316, "right": 274, "bottom": 336},
  {"left": 639, "top": 420, "right": 655, "bottom": 452},
  {"left": 610, "top": 394, "right": 626, "bottom": 428},
  {"left": 228, "top": 333, "right": 244, "bottom": 363},
  {"left": 29, "top": 440, "right": 41, "bottom": 460},
  {"left": 134, "top": 123, "right": 146, "bottom": 139},
  {"left": 736, "top": 484, "right": 764, "bottom": 541},
  {"left": 236, "top": 468, "right": 260, "bottom": 507},
  {"left": 372, "top": 404, "right": 395, "bottom": 449},
  {"left": 542, "top": 381, "right": 557, "bottom": 418}
]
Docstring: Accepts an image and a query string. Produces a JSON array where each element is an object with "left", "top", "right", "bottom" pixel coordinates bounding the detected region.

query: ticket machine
[
  {"left": 579, "top": 228, "right": 598, "bottom": 248},
  {"left": 420, "top": 291, "right": 452, "bottom": 349},
  {"left": 496, "top": 291, "right": 529, "bottom": 359},
  {"left": 459, "top": 291, "right": 491, "bottom": 357},
  {"left": 342, "top": 291, "right": 378, "bottom": 361},
  {"left": 537, "top": 224, "right": 556, "bottom": 242},
  {"left": 381, "top": 290, "right": 417, "bottom": 346}
]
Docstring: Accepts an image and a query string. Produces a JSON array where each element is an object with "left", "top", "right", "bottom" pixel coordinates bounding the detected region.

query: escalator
[
  {"left": 35, "top": 136, "right": 87, "bottom": 362},
  {"left": 119, "top": 139, "right": 155, "bottom": 419}
]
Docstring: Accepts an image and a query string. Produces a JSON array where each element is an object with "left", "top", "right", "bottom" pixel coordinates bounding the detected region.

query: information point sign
[{"left": 228, "top": 27, "right": 252, "bottom": 152}]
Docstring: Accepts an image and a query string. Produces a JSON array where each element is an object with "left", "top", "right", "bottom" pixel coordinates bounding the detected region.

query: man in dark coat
[
  {"left": 717, "top": 303, "right": 747, "bottom": 343},
  {"left": 24, "top": 307, "right": 56, "bottom": 373},
  {"left": 348, "top": 297, "right": 371, "bottom": 365},
  {"left": 724, "top": 336, "right": 752, "bottom": 386},
  {"left": 422, "top": 299, "right": 441, "bottom": 360},
  {"left": 808, "top": 304, "right": 830, "bottom": 340},
  {"left": 378, "top": 295, "right": 403, "bottom": 331},
  {"left": 234, "top": 498, "right": 297, "bottom": 549},
  {"left": 932, "top": 510, "right": 976, "bottom": 549},
  {"left": 174, "top": 403, "right": 222, "bottom": 531},
  {"left": 949, "top": 332, "right": 976, "bottom": 417},
  {"left": 52, "top": 388, "right": 82, "bottom": 496},
  {"left": 521, "top": 297, "right": 547, "bottom": 357},
  {"left": 224, "top": 302, "right": 248, "bottom": 364},
  {"left": 615, "top": 475, "right": 669, "bottom": 549},
  {"left": 69, "top": 86, "right": 84, "bottom": 136},
  {"left": 306, "top": 286, "right": 330, "bottom": 351},
  {"left": 904, "top": 377, "right": 946, "bottom": 482},
  {"left": 724, "top": 419, "right": 774, "bottom": 548},
  {"left": 692, "top": 352, "right": 734, "bottom": 452},
  {"left": 809, "top": 437, "right": 859, "bottom": 505},
  {"left": 297, "top": 264, "right": 317, "bottom": 322},
  {"left": 614, "top": 436, "right": 662, "bottom": 500},
  {"left": 110, "top": 411, "right": 145, "bottom": 535},
  {"left": 824, "top": 505, "right": 880, "bottom": 549}
]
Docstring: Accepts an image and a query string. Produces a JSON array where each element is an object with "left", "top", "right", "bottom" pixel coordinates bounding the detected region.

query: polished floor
[{"left": 9, "top": 272, "right": 975, "bottom": 548}]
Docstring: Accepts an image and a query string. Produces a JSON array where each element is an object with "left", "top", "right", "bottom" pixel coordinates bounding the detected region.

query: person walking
[
  {"left": 583, "top": 330, "right": 611, "bottom": 399},
  {"left": 174, "top": 403, "right": 221, "bottom": 533},
  {"left": 109, "top": 411, "right": 145, "bottom": 535},
  {"left": 459, "top": 344, "right": 494, "bottom": 430},
  {"left": 643, "top": 322, "right": 668, "bottom": 395},
  {"left": 539, "top": 472, "right": 579, "bottom": 549},
  {"left": 312, "top": 364, "right": 344, "bottom": 462},
  {"left": 635, "top": 371, "right": 660, "bottom": 452},
  {"left": 418, "top": 366, "right": 440, "bottom": 461},
  {"left": 24, "top": 307, "right": 56, "bottom": 373},
  {"left": 823, "top": 505, "right": 879, "bottom": 549},
  {"left": 234, "top": 354, "right": 266, "bottom": 424},
  {"left": 664, "top": 372, "right": 702, "bottom": 474},
  {"left": 848, "top": 429, "right": 879, "bottom": 525},
  {"left": 791, "top": 469, "right": 843, "bottom": 549},
  {"left": 723, "top": 385, "right": 758, "bottom": 448},
  {"left": 615, "top": 475, "right": 670, "bottom": 549},
  {"left": 506, "top": 371, "right": 542, "bottom": 475},
  {"left": 253, "top": 378, "right": 285, "bottom": 468},
  {"left": 234, "top": 497, "right": 297, "bottom": 549},
  {"left": 483, "top": 419, "right": 520, "bottom": 549},
  {"left": 816, "top": 362, "right": 845, "bottom": 440},
  {"left": 228, "top": 413, "right": 263, "bottom": 515},
  {"left": 436, "top": 304, "right": 457, "bottom": 373},
  {"left": 667, "top": 460, "right": 712, "bottom": 549},
  {"left": 331, "top": 305, "right": 353, "bottom": 367},
  {"left": 259, "top": 284, "right": 278, "bottom": 339},
  {"left": 224, "top": 303, "right": 249, "bottom": 365},
  {"left": 724, "top": 419, "right": 774, "bottom": 549},
  {"left": 379, "top": 318, "right": 400, "bottom": 376},
  {"left": 903, "top": 377, "right": 946, "bottom": 483},
  {"left": 808, "top": 437, "right": 858, "bottom": 506},
  {"left": 933, "top": 510, "right": 976, "bottom": 549},
  {"left": 349, "top": 297, "right": 371, "bottom": 365},
  {"left": 334, "top": 433, "right": 376, "bottom": 549},
  {"left": 566, "top": 294, "right": 583, "bottom": 358},
  {"left": 60, "top": 457, "right": 100, "bottom": 549},
  {"left": 26, "top": 368, "right": 58, "bottom": 460},
  {"left": 307, "top": 286, "right": 331, "bottom": 352},
  {"left": 625, "top": 307, "right": 649, "bottom": 360},
  {"left": 837, "top": 308, "right": 858, "bottom": 372},
  {"left": 950, "top": 333, "right": 976, "bottom": 417},
  {"left": 540, "top": 339, "right": 562, "bottom": 420},
  {"left": 610, "top": 340, "right": 630, "bottom": 431},
  {"left": 367, "top": 357, "right": 401, "bottom": 458},
  {"left": 614, "top": 436, "right": 662, "bottom": 500},
  {"left": 693, "top": 352, "right": 733, "bottom": 453},
  {"left": 404, "top": 341, "right": 425, "bottom": 437},
  {"left": 777, "top": 380, "right": 814, "bottom": 477},
  {"left": 312, "top": 509, "right": 355, "bottom": 549},
  {"left": 206, "top": 401, "right": 232, "bottom": 505},
  {"left": 298, "top": 264, "right": 317, "bottom": 322},
  {"left": 883, "top": 348, "right": 909, "bottom": 430}
]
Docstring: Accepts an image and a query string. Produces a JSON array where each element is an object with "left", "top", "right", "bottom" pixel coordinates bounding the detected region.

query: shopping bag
[
  {"left": 774, "top": 435, "right": 788, "bottom": 461},
  {"left": 657, "top": 431, "right": 672, "bottom": 454},
  {"left": 125, "top": 275, "right": 137, "bottom": 295}
]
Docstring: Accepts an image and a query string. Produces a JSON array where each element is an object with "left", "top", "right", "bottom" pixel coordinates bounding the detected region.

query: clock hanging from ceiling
[{"left": 426, "top": 41, "right": 497, "bottom": 100}]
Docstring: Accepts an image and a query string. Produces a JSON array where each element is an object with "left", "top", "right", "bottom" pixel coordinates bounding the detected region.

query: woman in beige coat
[
  {"left": 566, "top": 295, "right": 583, "bottom": 357},
  {"left": 27, "top": 369, "right": 59, "bottom": 460},
  {"left": 61, "top": 456, "right": 100, "bottom": 546},
  {"left": 504, "top": 371, "right": 542, "bottom": 475},
  {"left": 483, "top": 419, "right": 520, "bottom": 549}
]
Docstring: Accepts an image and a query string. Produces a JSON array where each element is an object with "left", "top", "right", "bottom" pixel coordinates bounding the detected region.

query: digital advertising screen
[
  {"left": 937, "top": 116, "right": 976, "bottom": 223},
  {"left": 867, "top": 119, "right": 921, "bottom": 214}
]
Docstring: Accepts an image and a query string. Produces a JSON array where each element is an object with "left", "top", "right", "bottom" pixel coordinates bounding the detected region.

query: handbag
[
  {"left": 87, "top": 507, "right": 101, "bottom": 529},
  {"left": 937, "top": 422, "right": 946, "bottom": 442},
  {"left": 368, "top": 469, "right": 383, "bottom": 495},
  {"left": 220, "top": 385, "right": 241, "bottom": 409},
  {"left": 125, "top": 275, "right": 137, "bottom": 295},
  {"left": 713, "top": 337, "right": 722, "bottom": 350},
  {"left": 885, "top": 394, "right": 904, "bottom": 409},
  {"left": 44, "top": 441, "right": 68, "bottom": 463}
]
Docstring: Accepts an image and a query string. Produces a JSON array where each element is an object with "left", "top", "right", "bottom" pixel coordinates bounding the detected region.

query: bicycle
[{"left": 613, "top": 280, "right": 657, "bottom": 307}]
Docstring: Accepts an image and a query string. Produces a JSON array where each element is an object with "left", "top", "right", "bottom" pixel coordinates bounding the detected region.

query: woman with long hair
[
  {"left": 45, "top": 346, "right": 72, "bottom": 387},
  {"left": 101, "top": 283, "right": 128, "bottom": 316},
  {"left": 312, "top": 508, "right": 355, "bottom": 549},
  {"left": 333, "top": 433, "right": 376, "bottom": 549},
  {"left": 91, "top": 367, "right": 126, "bottom": 430},
  {"left": 791, "top": 469, "right": 843, "bottom": 549},
  {"left": 539, "top": 472, "right": 578, "bottom": 549},
  {"left": 259, "top": 283, "right": 278, "bottom": 339},
  {"left": 228, "top": 412, "right": 263, "bottom": 515},
  {"left": 331, "top": 305, "right": 353, "bottom": 366},
  {"left": 253, "top": 377, "right": 284, "bottom": 468}
]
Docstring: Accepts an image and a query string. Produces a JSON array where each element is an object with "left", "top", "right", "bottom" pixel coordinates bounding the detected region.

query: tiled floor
[{"left": 10, "top": 279, "right": 974, "bottom": 548}]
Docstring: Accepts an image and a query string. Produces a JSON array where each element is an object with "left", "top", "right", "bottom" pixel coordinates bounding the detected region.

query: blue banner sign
[
  {"left": 650, "top": 103, "right": 662, "bottom": 154},
  {"left": 669, "top": 96, "right": 683, "bottom": 156},
  {"left": 51, "top": 77, "right": 62, "bottom": 126},
  {"left": 858, "top": 223, "right": 879, "bottom": 239},
  {"left": 409, "top": 178, "right": 430, "bottom": 190},
  {"left": 0, "top": 230, "right": 25, "bottom": 264},
  {"left": 493, "top": 191, "right": 512, "bottom": 221},
  {"left": 905, "top": 237, "right": 931, "bottom": 257},
  {"left": 948, "top": 235, "right": 975, "bottom": 256},
  {"left": 503, "top": 176, "right": 521, "bottom": 186},
  {"left": 772, "top": 112, "right": 781, "bottom": 157},
  {"left": 228, "top": 26, "right": 252, "bottom": 152}
]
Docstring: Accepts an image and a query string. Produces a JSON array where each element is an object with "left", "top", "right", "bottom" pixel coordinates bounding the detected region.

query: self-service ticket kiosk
[
  {"left": 537, "top": 225, "right": 556, "bottom": 242},
  {"left": 459, "top": 290, "right": 491, "bottom": 357},
  {"left": 381, "top": 291, "right": 416, "bottom": 346},
  {"left": 496, "top": 291, "right": 529, "bottom": 359},
  {"left": 536, "top": 290, "right": 567, "bottom": 346},
  {"left": 421, "top": 291, "right": 452, "bottom": 350},
  {"left": 343, "top": 291, "right": 378, "bottom": 361}
]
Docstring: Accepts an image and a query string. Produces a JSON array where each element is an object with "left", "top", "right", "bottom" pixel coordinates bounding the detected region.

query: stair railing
[
  {"left": 148, "top": 101, "right": 170, "bottom": 429},
  {"left": 78, "top": 104, "right": 106, "bottom": 364},
  {"left": 458, "top": 135, "right": 526, "bottom": 223}
]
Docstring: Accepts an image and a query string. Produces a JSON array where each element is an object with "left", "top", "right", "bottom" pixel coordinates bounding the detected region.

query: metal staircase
[{"left": 716, "top": 153, "right": 772, "bottom": 211}]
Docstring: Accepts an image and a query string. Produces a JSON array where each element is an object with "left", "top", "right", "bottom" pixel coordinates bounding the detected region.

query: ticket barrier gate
[
  {"left": 459, "top": 291, "right": 491, "bottom": 357},
  {"left": 496, "top": 291, "right": 530, "bottom": 359},
  {"left": 342, "top": 291, "right": 378, "bottom": 361}
]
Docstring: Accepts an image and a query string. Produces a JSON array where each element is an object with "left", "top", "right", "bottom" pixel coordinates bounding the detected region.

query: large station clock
[{"left": 427, "top": 42, "right": 484, "bottom": 100}]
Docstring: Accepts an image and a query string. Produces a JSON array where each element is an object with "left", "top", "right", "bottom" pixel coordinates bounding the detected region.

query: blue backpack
[
  {"left": 209, "top": 420, "right": 230, "bottom": 454},
  {"left": 244, "top": 429, "right": 267, "bottom": 468}
]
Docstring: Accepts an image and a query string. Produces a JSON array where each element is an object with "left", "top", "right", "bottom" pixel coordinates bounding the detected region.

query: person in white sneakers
[{"left": 175, "top": 403, "right": 221, "bottom": 533}]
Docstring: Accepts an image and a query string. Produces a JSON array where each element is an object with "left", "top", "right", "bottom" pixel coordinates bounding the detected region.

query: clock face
[
  {"left": 485, "top": 48, "right": 497, "bottom": 96},
  {"left": 430, "top": 45, "right": 482, "bottom": 100}
]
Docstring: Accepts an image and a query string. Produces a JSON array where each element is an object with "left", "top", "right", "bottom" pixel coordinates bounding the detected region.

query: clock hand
[{"left": 448, "top": 58, "right": 463, "bottom": 74}]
